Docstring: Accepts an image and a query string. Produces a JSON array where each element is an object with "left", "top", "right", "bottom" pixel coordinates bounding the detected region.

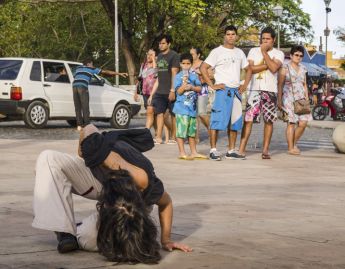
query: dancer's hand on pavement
[{"left": 162, "top": 241, "right": 193, "bottom": 252}]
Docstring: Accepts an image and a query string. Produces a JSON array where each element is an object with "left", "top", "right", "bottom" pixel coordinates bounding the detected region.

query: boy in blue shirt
[{"left": 173, "top": 53, "right": 207, "bottom": 160}]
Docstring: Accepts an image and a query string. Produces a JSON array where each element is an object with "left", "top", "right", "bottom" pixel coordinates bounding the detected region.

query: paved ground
[{"left": 0, "top": 118, "right": 345, "bottom": 269}]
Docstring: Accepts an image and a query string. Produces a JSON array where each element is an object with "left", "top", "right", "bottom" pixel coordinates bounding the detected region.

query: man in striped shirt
[{"left": 72, "top": 59, "right": 128, "bottom": 130}]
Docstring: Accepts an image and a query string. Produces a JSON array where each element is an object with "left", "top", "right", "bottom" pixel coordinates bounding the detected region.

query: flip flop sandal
[
  {"left": 192, "top": 154, "right": 208, "bottom": 160},
  {"left": 178, "top": 155, "right": 194, "bottom": 160},
  {"left": 261, "top": 153, "right": 271, "bottom": 159},
  {"left": 287, "top": 149, "right": 301, "bottom": 155},
  {"left": 167, "top": 140, "right": 177, "bottom": 145},
  {"left": 153, "top": 138, "right": 163, "bottom": 145}
]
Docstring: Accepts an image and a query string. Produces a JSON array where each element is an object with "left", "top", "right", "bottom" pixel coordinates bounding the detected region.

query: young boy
[{"left": 173, "top": 53, "right": 207, "bottom": 160}]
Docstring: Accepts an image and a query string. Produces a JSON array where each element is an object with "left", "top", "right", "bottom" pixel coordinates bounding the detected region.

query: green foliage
[
  {"left": 0, "top": 0, "right": 312, "bottom": 71},
  {"left": 0, "top": 0, "right": 114, "bottom": 68}
]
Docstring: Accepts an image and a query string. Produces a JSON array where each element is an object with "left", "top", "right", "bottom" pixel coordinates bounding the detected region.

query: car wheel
[
  {"left": 110, "top": 104, "right": 130, "bottom": 129},
  {"left": 66, "top": 119, "right": 77, "bottom": 127},
  {"left": 312, "top": 105, "right": 327, "bottom": 120},
  {"left": 24, "top": 100, "right": 49, "bottom": 128}
]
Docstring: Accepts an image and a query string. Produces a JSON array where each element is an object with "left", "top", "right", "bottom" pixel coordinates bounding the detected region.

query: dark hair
[
  {"left": 83, "top": 58, "right": 93, "bottom": 66},
  {"left": 97, "top": 171, "right": 161, "bottom": 264},
  {"left": 224, "top": 25, "right": 238, "bottom": 35},
  {"left": 290, "top": 45, "right": 304, "bottom": 56},
  {"left": 180, "top": 53, "right": 193, "bottom": 64},
  {"left": 261, "top": 26, "right": 276, "bottom": 39},
  {"left": 191, "top": 47, "right": 202, "bottom": 56},
  {"left": 158, "top": 34, "right": 172, "bottom": 44}
]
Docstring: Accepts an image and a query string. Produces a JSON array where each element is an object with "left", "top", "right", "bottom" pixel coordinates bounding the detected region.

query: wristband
[{"left": 170, "top": 89, "right": 175, "bottom": 93}]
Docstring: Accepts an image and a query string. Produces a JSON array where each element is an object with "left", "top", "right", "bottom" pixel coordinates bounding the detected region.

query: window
[
  {"left": 0, "top": 60, "right": 23, "bottom": 80},
  {"left": 43, "top": 62, "right": 70, "bottom": 83},
  {"left": 68, "top": 64, "right": 81, "bottom": 77},
  {"left": 30, "top": 61, "right": 42, "bottom": 81}
]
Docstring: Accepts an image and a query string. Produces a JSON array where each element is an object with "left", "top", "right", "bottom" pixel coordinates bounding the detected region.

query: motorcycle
[{"left": 312, "top": 88, "right": 345, "bottom": 121}]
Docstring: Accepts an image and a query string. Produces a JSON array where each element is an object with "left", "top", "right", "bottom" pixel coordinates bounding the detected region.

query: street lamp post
[
  {"left": 114, "top": 0, "right": 119, "bottom": 87},
  {"left": 273, "top": 5, "right": 283, "bottom": 49},
  {"left": 324, "top": 0, "right": 331, "bottom": 68},
  {"left": 324, "top": 0, "right": 331, "bottom": 95}
]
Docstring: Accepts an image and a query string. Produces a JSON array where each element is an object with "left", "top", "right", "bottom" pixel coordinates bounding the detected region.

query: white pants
[{"left": 32, "top": 150, "right": 101, "bottom": 251}]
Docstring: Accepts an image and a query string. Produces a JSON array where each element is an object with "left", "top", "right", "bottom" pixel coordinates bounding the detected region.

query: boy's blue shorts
[{"left": 210, "top": 87, "right": 243, "bottom": 131}]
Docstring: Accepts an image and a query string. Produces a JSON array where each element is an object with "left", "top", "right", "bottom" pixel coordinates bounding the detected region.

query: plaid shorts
[
  {"left": 175, "top": 114, "right": 196, "bottom": 138},
  {"left": 245, "top": 90, "right": 277, "bottom": 123}
]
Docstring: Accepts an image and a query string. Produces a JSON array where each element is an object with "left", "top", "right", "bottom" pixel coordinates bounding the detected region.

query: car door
[
  {"left": 42, "top": 61, "right": 74, "bottom": 117},
  {"left": 88, "top": 75, "right": 110, "bottom": 117}
]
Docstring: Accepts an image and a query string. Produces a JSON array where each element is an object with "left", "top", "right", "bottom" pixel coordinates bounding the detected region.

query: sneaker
[
  {"left": 225, "top": 150, "right": 246, "bottom": 160},
  {"left": 209, "top": 150, "right": 222, "bottom": 161},
  {"left": 55, "top": 232, "right": 79, "bottom": 253}
]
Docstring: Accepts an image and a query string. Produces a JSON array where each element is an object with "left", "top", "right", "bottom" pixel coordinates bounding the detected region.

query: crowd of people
[
  {"left": 31, "top": 24, "right": 314, "bottom": 265},
  {"left": 137, "top": 26, "right": 312, "bottom": 160}
]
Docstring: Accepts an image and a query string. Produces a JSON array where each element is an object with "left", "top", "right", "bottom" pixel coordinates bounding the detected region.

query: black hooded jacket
[{"left": 81, "top": 128, "right": 164, "bottom": 205}]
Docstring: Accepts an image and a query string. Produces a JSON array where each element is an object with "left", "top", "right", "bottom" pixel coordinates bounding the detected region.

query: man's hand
[
  {"left": 277, "top": 99, "right": 283, "bottom": 110},
  {"left": 238, "top": 84, "right": 247, "bottom": 94},
  {"left": 168, "top": 91, "right": 176, "bottom": 101},
  {"left": 119, "top": 72, "right": 128, "bottom": 78},
  {"left": 260, "top": 43, "right": 270, "bottom": 53},
  {"left": 162, "top": 241, "right": 193, "bottom": 252},
  {"left": 211, "top": 83, "right": 226, "bottom": 90}
]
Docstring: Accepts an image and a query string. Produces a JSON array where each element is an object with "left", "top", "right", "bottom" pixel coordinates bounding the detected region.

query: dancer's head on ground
[
  {"left": 260, "top": 27, "right": 276, "bottom": 49},
  {"left": 290, "top": 45, "right": 304, "bottom": 65},
  {"left": 97, "top": 176, "right": 161, "bottom": 264},
  {"left": 180, "top": 53, "right": 193, "bottom": 72}
]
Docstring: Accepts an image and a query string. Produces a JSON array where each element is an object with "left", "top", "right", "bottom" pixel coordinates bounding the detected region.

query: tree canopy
[{"left": 0, "top": 0, "right": 312, "bottom": 83}]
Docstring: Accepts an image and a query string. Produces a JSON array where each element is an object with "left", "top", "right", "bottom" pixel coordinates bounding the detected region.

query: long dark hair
[{"left": 96, "top": 170, "right": 161, "bottom": 264}]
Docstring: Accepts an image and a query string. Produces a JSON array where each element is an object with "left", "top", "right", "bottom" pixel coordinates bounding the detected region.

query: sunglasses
[{"left": 293, "top": 54, "right": 303, "bottom": 58}]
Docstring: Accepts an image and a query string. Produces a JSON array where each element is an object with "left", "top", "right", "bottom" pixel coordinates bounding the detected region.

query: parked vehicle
[
  {"left": 0, "top": 58, "right": 140, "bottom": 128},
  {"left": 312, "top": 88, "right": 345, "bottom": 121}
]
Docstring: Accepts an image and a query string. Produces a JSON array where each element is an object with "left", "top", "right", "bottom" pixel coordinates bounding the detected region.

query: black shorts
[{"left": 152, "top": 93, "right": 175, "bottom": 115}]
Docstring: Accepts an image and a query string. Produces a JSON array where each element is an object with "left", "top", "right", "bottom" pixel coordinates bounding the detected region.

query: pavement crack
[
  {"left": 268, "top": 232, "right": 330, "bottom": 243},
  {"left": 0, "top": 249, "right": 55, "bottom": 255}
]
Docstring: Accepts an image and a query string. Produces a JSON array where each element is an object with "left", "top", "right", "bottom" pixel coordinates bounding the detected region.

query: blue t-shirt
[
  {"left": 72, "top": 66, "right": 101, "bottom": 89},
  {"left": 172, "top": 71, "right": 201, "bottom": 117}
]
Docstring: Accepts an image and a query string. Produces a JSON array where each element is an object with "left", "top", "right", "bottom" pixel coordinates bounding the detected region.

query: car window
[
  {"left": 68, "top": 64, "right": 81, "bottom": 77},
  {"left": 43, "top": 62, "right": 70, "bottom": 83},
  {"left": 90, "top": 74, "right": 112, "bottom": 86},
  {"left": 30, "top": 61, "right": 42, "bottom": 82},
  {"left": 0, "top": 60, "right": 23, "bottom": 80}
]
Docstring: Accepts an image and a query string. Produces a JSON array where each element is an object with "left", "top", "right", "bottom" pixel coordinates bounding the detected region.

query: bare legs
[
  {"left": 210, "top": 129, "right": 218, "bottom": 149},
  {"left": 196, "top": 115, "right": 210, "bottom": 143},
  {"left": 239, "top": 121, "right": 273, "bottom": 156},
  {"left": 286, "top": 120, "right": 307, "bottom": 154},
  {"left": 227, "top": 129, "right": 238, "bottom": 151},
  {"left": 262, "top": 122, "right": 273, "bottom": 155},
  {"left": 239, "top": 121, "right": 253, "bottom": 155},
  {"left": 145, "top": 105, "right": 154, "bottom": 129}
]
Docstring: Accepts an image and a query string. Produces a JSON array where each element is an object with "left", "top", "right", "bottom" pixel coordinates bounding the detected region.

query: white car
[{"left": 0, "top": 57, "right": 141, "bottom": 129}]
